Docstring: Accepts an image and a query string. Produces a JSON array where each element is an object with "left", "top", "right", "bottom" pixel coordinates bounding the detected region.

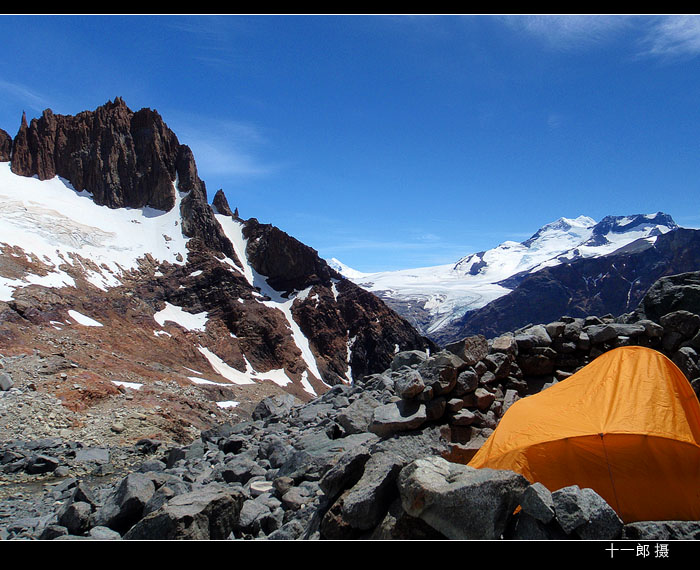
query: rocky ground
[
  {"left": 4, "top": 288, "right": 700, "bottom": 539},
  {"left": 2, "top": 271, "right": 700, "bottom": 541}
]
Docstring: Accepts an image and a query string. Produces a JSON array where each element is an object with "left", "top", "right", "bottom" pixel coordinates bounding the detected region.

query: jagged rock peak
[
  {"left": 6, "top": 98, "right": 239, "bottom": 262},
  {"left": 9, "top": 98, "right": 183, "bottom": 211},
  {"left": 212, "top": 189, "right": 235, "bottom": 218},
  {"left": 243, "top": 218, "right": 342, "bottom": 293}
]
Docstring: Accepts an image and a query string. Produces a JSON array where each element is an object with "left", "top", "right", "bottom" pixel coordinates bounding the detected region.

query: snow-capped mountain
[
  {"left": 334, "top": 213, "right": 679, "bottom": 339},
  {"left": 0, "top": 99, "right": 433, "bottom": 438}
]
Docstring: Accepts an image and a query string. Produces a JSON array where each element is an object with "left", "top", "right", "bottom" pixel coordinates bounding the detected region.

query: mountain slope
[
  {"left": 0, "top": 99, "right": 434, "bottom": 443},
  {"left": 446, "top": 227, "right": 700, "bottom": 341},
  {"left": 340, "top": 213, "right": 680, "bottom": 339}
]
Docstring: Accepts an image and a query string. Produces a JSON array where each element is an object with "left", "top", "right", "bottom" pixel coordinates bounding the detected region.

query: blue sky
[{"left": 1, "top": 14, "right": 700, "bottom": 272}]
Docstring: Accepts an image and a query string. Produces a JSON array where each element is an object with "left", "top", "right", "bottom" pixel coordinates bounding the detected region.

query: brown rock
[{"left": 0, "top": 128, "right": 11, "bottom": 161}]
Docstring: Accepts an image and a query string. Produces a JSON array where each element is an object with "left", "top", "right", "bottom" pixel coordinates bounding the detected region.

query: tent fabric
[{"left": 467, "top": 346, "right": 700, "bottom": 523}]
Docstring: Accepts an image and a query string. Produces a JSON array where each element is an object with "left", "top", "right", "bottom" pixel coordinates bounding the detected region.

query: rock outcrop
[
  {"left": 0, "top": 99, "right": 435, "bottom": 411},
  {"left": 0, "top": 128, "right": 11, "bottom": 162},
  {"left": 8, "top": 98, "right": 238, "bottom": 262}
]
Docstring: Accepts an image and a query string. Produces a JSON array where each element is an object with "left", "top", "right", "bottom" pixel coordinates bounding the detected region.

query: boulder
[
  {"left": 622, "top": 520, "right": 700, "bottom": 540},
  {"left": 339, "top": 452, "right": 404, "bottom": 531},
  {"left": 551, "top": 485, "right": 623, "bottom": 539},
  {"left": 368, "top": 400, "right": 427, "bottom": 438},
  {"left": 520, "top": 482, "right": 555, "bottom": 524},
  {"left": 445, "top": 335, "right": 489, "bottom": 366},
  {"left": 0, "top": 371, "right": 13, "bottom": 391},
  {"left": 252, "top": 393, "right": 300, "bottom": 421},
  {"left": 93, "top": 473, "right": 156, "bottom": 534},
  {"left": 390, "top": 350, "right": 428, "bottom": 371},
  {"left": 123, "top": 484, "right": 244, "bottom": 540},
  {"left": 672, "top": 346, "right": 700, "bottom": 381},
  {"left": 398, "top": 457, "right": 529, "bottom": 540},
  {"left": 57, "top": 501, "right": 93, "bottom": 536},
  {"left": 392, "top": 369, "right": 425, "bottom": 400}
]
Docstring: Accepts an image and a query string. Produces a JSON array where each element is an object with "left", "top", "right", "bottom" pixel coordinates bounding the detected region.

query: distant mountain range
[{"left": 331, "top": 213, "right": 700, "bottom": 344}]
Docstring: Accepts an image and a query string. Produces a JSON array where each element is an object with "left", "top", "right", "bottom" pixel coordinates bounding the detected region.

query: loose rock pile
[{"left": 3, "top": 271, "right": 700, "bottom": 540}]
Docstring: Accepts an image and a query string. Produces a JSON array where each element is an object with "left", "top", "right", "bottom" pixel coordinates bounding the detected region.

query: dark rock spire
[{"left": 7, "top": 99, "right": 239, "bottom": 262}]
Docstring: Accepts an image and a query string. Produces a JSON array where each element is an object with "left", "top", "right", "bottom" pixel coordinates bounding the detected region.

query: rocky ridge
[
  {"left": 0, "top": 99, "right": 434, "bottom": 434},
  {"left": 3, "top": 271, "right": 700, "bottom": 540}
]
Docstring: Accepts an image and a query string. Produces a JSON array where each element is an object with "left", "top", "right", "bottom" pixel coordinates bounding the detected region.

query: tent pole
[{"left": 599, "top": 433, "right": 622, "bottom": 517}]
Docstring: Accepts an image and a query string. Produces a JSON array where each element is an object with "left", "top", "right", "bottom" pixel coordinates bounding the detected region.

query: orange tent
[{"left": 468, "top": 346, "right": 700, "bottom": 523}]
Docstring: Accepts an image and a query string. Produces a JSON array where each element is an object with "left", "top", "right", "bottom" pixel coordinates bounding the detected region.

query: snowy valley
[{"left": 331, "top": 213, "right": 681, "bottom": 341}]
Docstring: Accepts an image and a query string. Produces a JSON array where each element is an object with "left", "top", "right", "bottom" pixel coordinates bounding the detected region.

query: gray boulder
[
  {"left": 393, "top": 369, "right": 425, "bottom": 399},
  {"left": 445, "top": 335, "right": 489, "bottom": 365},
  {"left": 220, "top": 455, "right": 266, "bottom": 485},
  {"left": 672, "top": 346, "right": 700, "bottom": 380},
  {"left": 0, "top": 371, "right": 13, "bottom": 391},
  {"left": 93, "top": 472, "right": 156, "bottom": 534},
  {"left": 340, "top": 452, "right": 404, "bottom": 531},
  {"left": 123, "top": 484, "right": 244, "bottom": 540},
  {"left": 520, "top": 482, "right": 555, "bottom": 524},
  {"left": 369, "top": 400, "right": 427, "bottom": 438},
  {"left": 398, "top": 457, "right": 529, "bottom": 539},
  {"left": 585, "top": 324, "right": 619, "bottom": 345},
  {"left": 252, "top": 393, "right": 300, "bottom": 421},
  {"left": 623, "top": 520, "right": 700, "bottom": 540},
  {"left": 337, "top": 392, "right": 383, "bottom": 434},
  {"left": 552, "top": 485, "right": 623, "bottom": 539},
  {"left": 318, "top": 445, "right": 372, "bottom": 500},
  {"left": 390, "top": 350, "right": 428, "bottom": 371},
  {"left": 58, "top": 501, "right": 93, "bottom": 536}
]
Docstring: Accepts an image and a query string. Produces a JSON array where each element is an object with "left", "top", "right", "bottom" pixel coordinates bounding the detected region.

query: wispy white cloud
[
  {"left": 0, "top": 79, "right": 51, "bottom": 112},
  {"left": 501, "top": 14, "right": 632, "bottom": 51},
  {"left": 637, "top": 15, "right": 700, "bottom": 59},
  {"left": 168, "top": 113, "right": 280, "bottom": 178},
  {"left": 503, "top": 14, "right": 700, "bottom": 61}
]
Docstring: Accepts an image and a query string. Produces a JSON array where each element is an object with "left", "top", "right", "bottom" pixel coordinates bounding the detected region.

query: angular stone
[
  {"left": 123, "top": 485, "right": 244, "bottom": 540},
  {"left": 585, "top": 324, "right": 619, "bottom": 344},
  {"left": 393, "top": 369, "right": 425, "bottom": 400},
  {"left": 25, "top": 454, "right": 60, "bottom": 475},
  {"left": 368, "top": 400, "right": 427, "bottom": 438},
  {"left": 452, "top": 368, "right": 479, "bottom": 396},
  {"left": 58, "top": 501, "right": 93, "bottom": 536},
  {"left": 623, "top": 520, "right": 700, "bottom": 540},
  {"left": 449, "top": 408, "right": 476, "bottom": 426},
  {"left": 520, "top": 482, "right": 555, "bottom": 524},
  {"left": 0, "top": 371, "right": 13, "bottom": 391},
  {"left": 472, "top": 387, "right": 496, "bottom": 411},
  {"left": 484, "top": 352, "right": 511, "bottom": 379},
  {"left": 93, "top": 473, "right": 156, "bottom": 534},
  {"left": 318, "top": 444, "right": 371, "bottom": 500},
  {"left": 660, "top": 310, "right": 700, "bottom": 338},
  {"left": 445, "top": 335, "right": 489, "bottom": 366},
  {"left": 551, "top": 485, "right": 622, "bottom": 539},
  {"left": 88, "top": 526, "right": 122, "bottom": 540},
  {"left": 491, "top": 334, "right": 518, "bottom": 356},
  {"left": 341, "top": 452, "right": 404, "bottom": 531},
  {"left": 417, "top": 357, "right": 458, "bottom": 396},
  {"left": 673, "top": 346, "right": 700, "bottom": 380},
  {"left": 390, "top": 350, "right": 428, "bottom": 371},
  {"left": 425, "top": 397, "right": 446, "bottom": 421},
  {"left": 220, "top": 455, "right": 266, "bottom": 485},
  {"left": 517, "top": 354, "right": 555, "bottom": 377},
  {"left": 252, "top": 393, "right": 300, "bottom": 421},
  {"left": 398, "top": 457, "right": 529, "bottom": 540},
  {"left": 545, "top": 322, "right": 566, "bottom": 339}
]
